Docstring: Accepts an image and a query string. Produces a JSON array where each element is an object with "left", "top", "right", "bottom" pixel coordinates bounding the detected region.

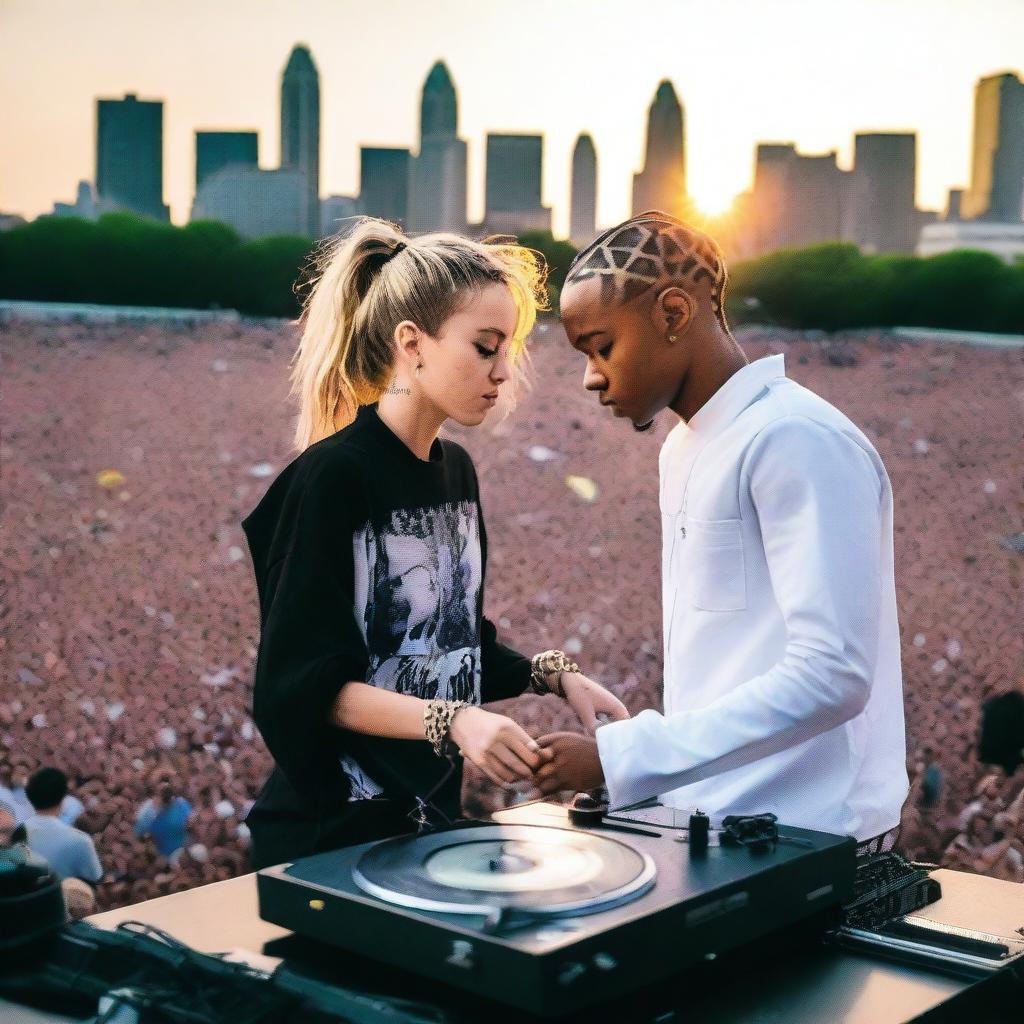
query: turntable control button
[
  {"left": 308, "top": 899, "right": 325, "bottom": 911},
  {"left": 592, "top": 952, "right": 618, "bottom": 972},
  {"left": 558, "top": 962, "right": 587, "bottom": 986},
  {"left": 446, "top": 939, "right": 477, "bottom": 971}
]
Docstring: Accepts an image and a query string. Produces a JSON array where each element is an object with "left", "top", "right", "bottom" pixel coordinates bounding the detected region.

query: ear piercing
[{"left": 669, "top": 335, "right": 678, "bottom": 343}]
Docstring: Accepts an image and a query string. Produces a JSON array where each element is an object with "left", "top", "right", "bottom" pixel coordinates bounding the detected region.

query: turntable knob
[
  {"left": 445, "top": 939, "right": 477, "bottom": 971},
  {"left": 592, "top": 952, "right": 618, "bottom": 972},
  {"left": 558, "top": 961, "right": 587, "bottom": 986}
]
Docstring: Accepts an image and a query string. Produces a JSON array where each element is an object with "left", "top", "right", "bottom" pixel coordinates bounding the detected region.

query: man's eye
[{"left": 598, "top": 342, "right": 613, "bottom": 359}]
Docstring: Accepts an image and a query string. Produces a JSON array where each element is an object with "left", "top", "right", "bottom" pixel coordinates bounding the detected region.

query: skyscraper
[
  {"left": 192, "top": 167, "right": 307, "bottom": 239},
  {"left": 850, "top": 133, "right": 917, "bottom": 253},
  {"left": 280, "top": 45, "right": 321, "bottom": 237},
  {"left": 321, "top": 194, "right": 360, "bottom": 237},
  {"left": 408, "top": 62, "right": 468, "bottom": 234},
  {"left": 195, "top": 131, "right": 259, "bottom": 191},
  {"left": 359, "top": 147, "right": 410, "bottom": 224},
  {"left": 963, "top": 71, "right": 1024, "bottom": 222},
  {"left": 631, "top": 80, "right": 687, "bottom": 219},
  {"left": 95, "top": 94, "right": 168, "bottom": 221},
  {"left": 748, "top": 143, "right": 847, "bottom": 253},
  {"left": 484, "top": 133, "right": 551, "bottom": 235},
  {"left": 570, "top": 133, "right": 597, "bottom": 246}
]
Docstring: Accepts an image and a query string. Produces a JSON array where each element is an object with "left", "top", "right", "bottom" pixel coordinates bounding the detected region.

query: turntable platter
[{"left": 353, "top": 824, "right": 657, "bottom": 917}]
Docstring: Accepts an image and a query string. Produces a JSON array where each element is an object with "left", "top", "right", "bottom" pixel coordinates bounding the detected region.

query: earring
[
  {"left": 416, "top": 363, "right": 422, "bottom": 377},
  {"left": 668, "top": 334, "right": 678, "bottom": 343}
]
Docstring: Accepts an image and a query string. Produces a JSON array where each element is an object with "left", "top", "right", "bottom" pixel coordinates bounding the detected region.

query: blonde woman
[{"left": 241, "top": 219, "right": 628, "bottom": 868}]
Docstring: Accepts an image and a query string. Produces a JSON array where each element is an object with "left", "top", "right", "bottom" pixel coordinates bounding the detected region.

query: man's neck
[
  {"left": 376, "top": 390, "right": 446, "bottom": 462},
  {"left": 669, "top": 330, "right": 749, "bottom": 424},
  {"left": 34, "top": 807, "right": 61, "bottom": 818}
]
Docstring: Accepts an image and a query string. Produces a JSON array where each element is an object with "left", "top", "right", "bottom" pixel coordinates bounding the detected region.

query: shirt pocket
[{"left": 681, "top": 517, "right": 747, "bottom": 612}]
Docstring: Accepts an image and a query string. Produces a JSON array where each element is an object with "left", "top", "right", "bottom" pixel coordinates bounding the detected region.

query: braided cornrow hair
[{"left": 566, "top": 211, "right": 729, "bottom": 330}]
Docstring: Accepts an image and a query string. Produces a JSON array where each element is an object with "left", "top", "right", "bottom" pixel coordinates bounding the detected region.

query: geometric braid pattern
[{"left": 566, "top": 212, "right": 728, "bottom": 323}]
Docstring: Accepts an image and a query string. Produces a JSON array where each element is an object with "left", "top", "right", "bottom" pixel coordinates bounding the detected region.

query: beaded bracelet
[
  {"left": 529, "top": 650, "right": 580, "bottom": 698},
  {"left": 423, "top": 699, "right": 470, "bottom": 758}
]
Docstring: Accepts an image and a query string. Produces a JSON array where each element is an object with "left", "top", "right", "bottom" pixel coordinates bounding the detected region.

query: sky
[{"left": 2, "top": 0, "right": 1022, "bottom": 236}]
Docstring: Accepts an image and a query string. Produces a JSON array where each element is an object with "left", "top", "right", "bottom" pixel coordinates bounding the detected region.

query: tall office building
[
  {"left": 963, "top": 72, "right": 1024, "bottom": 222},
  {"left": 191, "top": 167, "right": 306, "bottom": 239},
  {"left": 50, "top": 181, "right": 98, "bottom": 220},
  {"left": 321, "top": 194, "right": 360, "bottom": 236},
  {"left": 95, "top": 94, "right": 169, "bottom": 221},
  {"left": 280, "top": 45, "right": 321, "bottom": 236},
  {"left": 195, "top": 131, "right": 258, "bottom": 191},
  {"left": 849, "top": 133, "right": 917, "bottom": 253},
  {"left": 408, "top": 62, "right": 468, "bottom": 234},
  {"left": 631, "top": 80, "right": 687, "bottom": 219},
  {"left": 570, "top": 133, "right": 597, "bottom": 246},
  {"left": 748, "top": 143, "right": 846, "bottom": 253},
  {"left": 359, "top": 147, "right": 410, "bottom": 224},
  {"left": 484, "top": 133, "right": 551, "bottom": 235}
]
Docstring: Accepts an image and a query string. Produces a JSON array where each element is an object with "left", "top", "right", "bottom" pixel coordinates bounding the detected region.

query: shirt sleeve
[
  {"left": 247, "top": 452, "right": 371, "bottom": 802},
  {"left": 596, "top": 416, "right": 883, "bottom": 810},
  {"left": 76, "top": 834, "right": 103, "bottom": 883},
  {"left": 474, "top": 479, "right": 532, "bottom": 703}
]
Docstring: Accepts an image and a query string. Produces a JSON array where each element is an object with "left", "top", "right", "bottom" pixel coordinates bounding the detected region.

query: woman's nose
[{"left": 490, "top": 351, "right": 511, "bottom": 384}]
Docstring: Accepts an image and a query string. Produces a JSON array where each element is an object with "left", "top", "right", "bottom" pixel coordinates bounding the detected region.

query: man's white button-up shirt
[{"left": 595, "top": 353, "right": 908, "bottom": 841}]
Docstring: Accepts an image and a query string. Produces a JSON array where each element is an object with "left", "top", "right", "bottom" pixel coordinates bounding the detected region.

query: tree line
[{"left": 1, "top": 215, "right": 1020, "bottom": 333}]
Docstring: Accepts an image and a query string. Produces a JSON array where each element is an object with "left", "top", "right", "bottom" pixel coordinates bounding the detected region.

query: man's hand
[
  {"left": 534, "top": 731, "right": 605, "bottom": 795},
  {"left": 559, "top": 673, "right": 631, "bottom": 735}
]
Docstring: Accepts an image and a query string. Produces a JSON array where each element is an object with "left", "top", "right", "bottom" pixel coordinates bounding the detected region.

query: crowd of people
[{"left": 2, "top": 314, "right": 1021, "bottom": 911}]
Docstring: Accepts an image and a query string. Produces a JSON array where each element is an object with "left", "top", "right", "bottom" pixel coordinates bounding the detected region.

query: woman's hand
[
  {"left": 558, "top": 673, "right": 630, "bottom": 735},
  {"left": 448, "top": 706, "right": 551, "bottom": 787}
]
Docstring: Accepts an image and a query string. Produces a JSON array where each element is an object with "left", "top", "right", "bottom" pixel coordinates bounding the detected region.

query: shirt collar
[{"left": 683, "top": 353, "right": 786, "bottom": 438}]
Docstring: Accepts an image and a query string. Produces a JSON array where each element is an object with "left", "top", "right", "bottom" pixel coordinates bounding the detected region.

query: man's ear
[{"left": 650, "top": 286, "right": 696, "bottom": 343}]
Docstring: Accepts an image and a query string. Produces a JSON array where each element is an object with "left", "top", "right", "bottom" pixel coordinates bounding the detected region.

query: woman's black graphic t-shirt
[{"left": 240, "top": 403, "right": 531, "bottom": 825}]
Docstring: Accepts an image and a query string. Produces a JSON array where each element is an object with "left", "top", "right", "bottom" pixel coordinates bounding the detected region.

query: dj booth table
[{"left": 4, "top": 866, "right": 1021, "bottom": 1023}]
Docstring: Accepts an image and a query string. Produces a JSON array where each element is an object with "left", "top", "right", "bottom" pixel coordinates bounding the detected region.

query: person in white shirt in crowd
[
  {"left": 21, "top": 767, "right": 103, "bottom": 883},
  {"left": 537, "top": 211, "right": 908, "bottom": 851}
]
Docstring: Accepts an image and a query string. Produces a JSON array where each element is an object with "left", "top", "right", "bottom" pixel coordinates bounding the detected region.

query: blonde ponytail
[{"left": 289, "top": 217, "right": 548, "bottom": 452}]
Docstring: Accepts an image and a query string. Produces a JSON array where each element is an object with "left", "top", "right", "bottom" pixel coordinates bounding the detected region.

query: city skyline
[{"left": 2, "top": 0, "right": 1022, "bottom": 235}]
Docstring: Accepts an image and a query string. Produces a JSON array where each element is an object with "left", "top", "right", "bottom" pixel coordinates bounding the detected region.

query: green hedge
[
  {"left": 2, "top": 216, "right": 1021, "bottom": 333},
  {"left": 0, "top": 214, "right": 315, "bottom": 319},
  {"left": 728, "top": 243, "right": 1024, "bottom": 334}
]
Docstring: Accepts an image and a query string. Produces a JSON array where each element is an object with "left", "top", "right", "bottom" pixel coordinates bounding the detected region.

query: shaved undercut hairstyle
[{"left": 566, "top": 211, "right": 729, "bottom": 330}]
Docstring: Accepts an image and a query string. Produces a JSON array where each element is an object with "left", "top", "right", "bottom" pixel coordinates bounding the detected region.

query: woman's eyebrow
[{"left": 477, "top": 327, "right": 506, "bottom": 340}]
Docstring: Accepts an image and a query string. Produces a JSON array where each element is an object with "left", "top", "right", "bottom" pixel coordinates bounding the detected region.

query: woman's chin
[{"left": 449, "top": 407, "right": 490, "bottom": 428}]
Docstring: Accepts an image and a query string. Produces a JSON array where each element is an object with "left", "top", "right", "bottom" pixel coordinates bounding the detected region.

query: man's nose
[{"left": 583, "top": 362, "right": 606, "bottom": 391}]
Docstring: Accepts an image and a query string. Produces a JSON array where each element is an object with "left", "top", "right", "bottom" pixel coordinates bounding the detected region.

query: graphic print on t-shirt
[{"left": 341, "top": 500, "right": 483, "bottom": 799}]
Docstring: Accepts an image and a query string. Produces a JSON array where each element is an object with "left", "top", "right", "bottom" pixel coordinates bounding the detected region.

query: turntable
[{"left": 257, "top": 801, "right": 856, "bottom": 1017}]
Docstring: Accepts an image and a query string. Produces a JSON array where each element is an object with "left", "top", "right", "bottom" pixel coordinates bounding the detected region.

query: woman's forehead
[{"left": 453, "top": 282, "right": 517, "bottom": 328}]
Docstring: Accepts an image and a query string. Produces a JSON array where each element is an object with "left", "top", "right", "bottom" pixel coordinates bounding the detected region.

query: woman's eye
[
  {"left": 598, "top": 342, "right": 613, "bottom": 359},
  {"left": 476, "top": 344, "right": 498, "bottom": 358}
]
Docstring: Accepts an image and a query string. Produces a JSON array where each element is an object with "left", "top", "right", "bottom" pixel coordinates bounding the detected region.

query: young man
[
  {"left": 537, "top": 212, "right": 908, "bottom": 849},
  {"left": 21, "top": 767, "right": 103, "bottom": 883}
]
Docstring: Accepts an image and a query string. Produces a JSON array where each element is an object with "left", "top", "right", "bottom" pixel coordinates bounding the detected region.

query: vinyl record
[{"left": 353, "top": 824, "right": 656, "bottom": 917}]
